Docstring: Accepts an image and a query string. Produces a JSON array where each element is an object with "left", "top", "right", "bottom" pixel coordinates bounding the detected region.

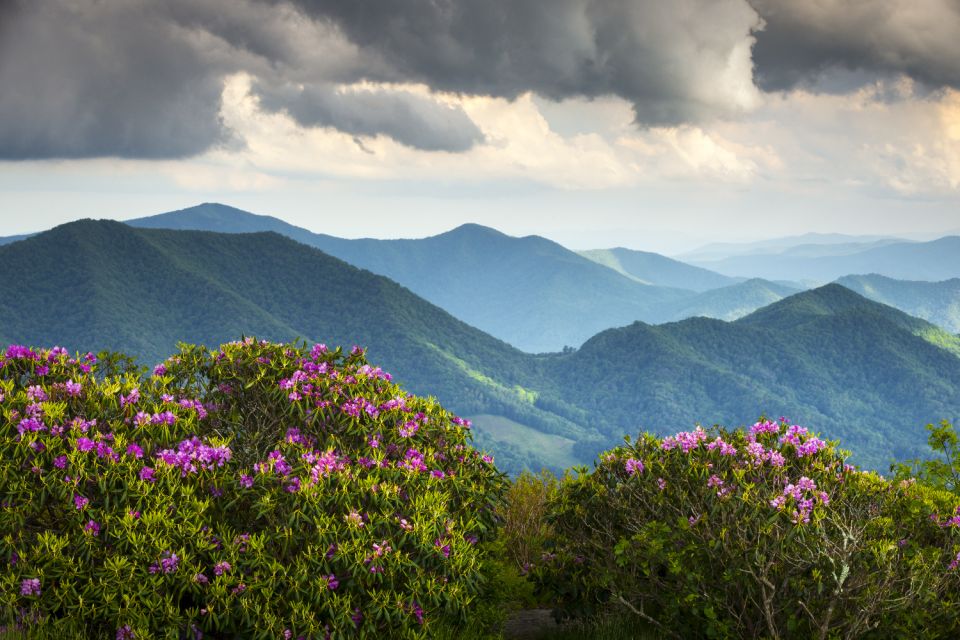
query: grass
[{"left": 469, "top": 414, "right": 581, "bottom": 470}]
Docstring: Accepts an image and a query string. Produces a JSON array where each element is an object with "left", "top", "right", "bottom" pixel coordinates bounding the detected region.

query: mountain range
[
  {"left": 5, "top": 203, "right": 959, "bottom": 350},
  {"left": 2, "top": 219, "right": 959, "bottom": 473},
  {"left": 690, "top": 236, "right": 960, "bottom": 283},
  {"left": 677, "top": 233, "right": 906, "bottom": 262},
  {"left": 124, "top": 204, "right": 791, "bottom": 351},
  {"left": 836, "top": 274, "right": 960, "bottom": 334}
]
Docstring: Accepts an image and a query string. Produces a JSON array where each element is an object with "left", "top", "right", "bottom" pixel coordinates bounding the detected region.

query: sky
[{"left": 1, "top": 0, "right": 958, "bottom": 254}]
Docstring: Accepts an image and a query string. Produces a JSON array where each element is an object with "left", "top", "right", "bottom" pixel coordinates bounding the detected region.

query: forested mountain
[{"left": 541, "top": 285, "right": 960, "bottom": 469}]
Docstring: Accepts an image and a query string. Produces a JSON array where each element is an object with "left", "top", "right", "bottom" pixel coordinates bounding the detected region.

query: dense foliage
[
  {"left": 536, "top": 420, "right": 960, "bottom": 638},
  {"left": 893, "top": 421, "right": 960, "bottom": 495},
  {"left": 0, "top": 340, "right": 507, "bottom": 638}
]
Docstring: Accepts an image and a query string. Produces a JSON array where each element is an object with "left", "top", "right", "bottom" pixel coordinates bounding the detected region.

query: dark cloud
[
  {"left": 287, "top": 0, "right": 765, "bottom": 125},
  {"left": 0, "top": 0, "right": 236, "bottom": 159},
  {"left": 254, "top": 82, "right": 484, "bottom": 152},
  {"left": 0, "top": 0, "right": 482, "bottom": 158},
  {"left": 749, "top": 0, "right": 960, "bottom": 92},
  {"left": 0, "top": 0, "right": 768, "bottom": 160}
]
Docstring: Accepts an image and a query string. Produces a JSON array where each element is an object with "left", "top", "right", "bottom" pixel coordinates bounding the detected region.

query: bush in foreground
[
  {"left": 0, "top": 340, "right": 506, "bottom": 638},
  {"left": 536, "top": 420, "right": 960, "bottom": 638}
]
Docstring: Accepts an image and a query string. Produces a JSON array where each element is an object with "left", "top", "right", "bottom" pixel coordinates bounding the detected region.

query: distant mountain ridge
[
  {"left": 691, "top": 236, "right": 960, "bottom": 283},
  {"left": 679, "top": 233, "right": 907, "bottom": 262},
  {"left": 836, "top": 274, "right": 960, "bottom": 334},
  {"left": 4, "top": 201, "right": 960, "bottom": 342},
  {"left": 127, "top": 204, "right": 703, "bottom": 352},
  {"left": 661, "top": 278, "right": 799, "bottom": 322},
  {"left": 578, "top": 247, "right": 739, "bottom": 291}
]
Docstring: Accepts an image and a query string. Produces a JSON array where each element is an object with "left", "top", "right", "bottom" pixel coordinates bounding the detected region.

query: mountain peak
[
  {"left": 737, "top": 283, "right": 917, "bottom": 331},
  {"left": 126, "top": 203, "right": 325, "bottom": 243},
  {"left": 440, "top": 223, "right": 509, "bottom": 238}
]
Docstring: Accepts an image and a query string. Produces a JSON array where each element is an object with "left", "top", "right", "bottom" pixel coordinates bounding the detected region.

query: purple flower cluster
[
  {"left": 20, "top": 578, "right": 40, "bottom": 596},
  {"left": 304, "top": 449, "right": 349, "bottom": 483},
  {"left": 153, "top": 552, "right": 179, "bottom": 574},
  {"left": 706, "top": 437, "right": 737, "bottom": 456},
  {"left": 749, "top": 420, "right": 780, "bottom": 437},
  {"left": 743, "top": 441, "right": 786, "bottom": 467},
  {"left": 177, "top": 398, "right": 208, "bottom": 420},
  {"left": 156, "top": 437, "right": 232, "bottom": 476},
  {"left": 6, "top": 345, "right": 40, "bottom": 361},
  {"left": 434, "top": 538, "right": 451, "bottom": 558},
  {"left": 27, "top": 385, "right": 48, "bottom": 402},
  {"left": 119, "top": 388, "right": 140, "bottom": 407},
  {"left": 625, "top": 458, "right": 644, "bottom": 476},
  {"left": 256, "top": 450, "right": 292, "bottom": 477},
  {"left": 400, "top": 448, "right": 428, "bottom": 473},
  {"left": 73, "top": 436, "right": 120, "bottom": 462},
  {"left": 284, "top": 427, "right": 316, "bottom": 448},
  {"left": 661, "top": 427, "right": 708, "bottom": 453},
  {"left": 770, "top": 476, "right": 830, "bottom": 524},
  {"left": 933, "top": 506, "right": 960, "bottom": 528},
  {"left": 134, "top": 411, "right": 176, "bottom": 427},
  {"left": 352, "top": 363, "right": 390, "bottom": 382}
]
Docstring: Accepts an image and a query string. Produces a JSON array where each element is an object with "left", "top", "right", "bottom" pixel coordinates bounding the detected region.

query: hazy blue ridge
[
  {"left": 692, "top": 236, "right": 960, "bottom": 282},
  {"left": 660, "top": 278, "right": 800, "bottom": 321},
  {"left": 836, "top": 274, "right": 960, "bottom": 334},
  {"left": 578, "top": 247, "right": 740, "bottom": 291}
]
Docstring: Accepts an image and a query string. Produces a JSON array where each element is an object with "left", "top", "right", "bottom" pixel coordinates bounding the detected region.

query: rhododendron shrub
[
  {"left": 537, "top": 420, "right": 960, "bottom": 638},
  {"left": 0, "top": 340, "right": 506, "bottom": 638}
]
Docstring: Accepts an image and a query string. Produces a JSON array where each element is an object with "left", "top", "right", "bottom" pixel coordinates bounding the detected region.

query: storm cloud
[
  {"left": 0, "top": 0, "right": 769, "bottom": 159},
  {"left": 254, "top": 82, "right": 484, "bottom": 152},
  {"left": 0, "top": 0, "right": 236, "bottom": 159},
  {"left": 1, "top": 0, "right": 958, "bottom": 160},
  {"left": 286, "top": 0, "right": 765, "bottom": 125},
  {"left": 749, "top": 0, "right": 960, "bottom": 92}
]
